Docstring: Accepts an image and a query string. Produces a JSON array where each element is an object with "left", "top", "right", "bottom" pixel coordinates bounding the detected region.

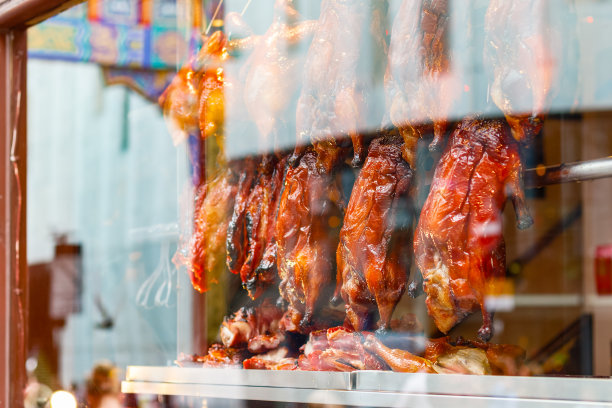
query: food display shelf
[{"left": 122, "top": 367, "right": 612, "bottom": 407}]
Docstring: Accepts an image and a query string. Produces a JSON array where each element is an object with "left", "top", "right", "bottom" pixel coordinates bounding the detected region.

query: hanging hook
[{"left": 205, "top": 0, "right": 224, "bottom": 35}]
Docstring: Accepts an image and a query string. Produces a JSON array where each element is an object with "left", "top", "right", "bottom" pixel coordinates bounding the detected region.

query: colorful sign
[{"left": 28, "top": 1, "right": 203, "bottom": 70}]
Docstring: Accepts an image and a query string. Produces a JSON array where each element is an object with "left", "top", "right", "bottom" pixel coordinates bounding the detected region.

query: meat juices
[
  {"left": 414, "top": 118, "right": 532, "bottom": 341},
  {"left": 335, "top": 135, "right": 414, "bottom": 332},
  {"left": 484, "top": 0, "right": 559, "bottom": 142},
  {"left": 289, "top": 0, "right": 388, "bottom": 171},
  {"left": 276, "top": 149, "right": 344, "bottom": 333},
  {"left": 385, "top": 0, "right": 462, "bottom": 167}
]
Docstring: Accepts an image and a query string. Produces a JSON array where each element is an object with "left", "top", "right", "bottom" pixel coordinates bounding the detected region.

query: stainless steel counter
[{"left": 122, "top": 366, "right": 612, "bottom": 407}]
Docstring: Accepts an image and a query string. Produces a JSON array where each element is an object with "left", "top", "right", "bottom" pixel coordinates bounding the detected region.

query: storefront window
[{"left": 19, "top": 0, "right": 612, "bottom": 406}]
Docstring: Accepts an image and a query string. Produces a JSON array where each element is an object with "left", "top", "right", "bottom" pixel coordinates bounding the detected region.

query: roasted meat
[
  {"left": 243, "top": 347, "right": 298, "bottom": 370},
  {"left": 159, "top": 31, "right": 233, "bottom": 186},
  {"left": 237, "top": 156, "right": 288, "bottom": 299},
  {"left": 226, "top": 159, "right": 257, "bottom": 276},
  {"left": 457, "top": 338, "right": 527, "bottom": 376},
  {"left": 180, "top": 168, "right": 237, "bottom": 292},
  {"left": 363, "top": 334, "right": 435, "bottom": 373},
  {"left": 243, "top": 0, "right": 315, "bottom": 153},
  {"left": 196, "top": 344, "right": 250, "bottom": 368},
  {"left": 385, "top": 0, "right": 462, "bottom": 166},
  {"left": 335, "top": 135, "right": 414, "bottom": 332},
  {"left": 289, "top": 0, "right": 388, "bottom": 170},
  {"left": 434, "top": 347, "right": 492, "bottom": 375},
  {"left": 484, "top": 0, "right": 559, "bottom": 142},
  {"left": 243, "top": 357, "right": 298, "bottom": 370},
  {"left": 414, "top": 118, "right": 533, "bottom": 341},
  {"left": 219, "top": 299, "right": 285, "bottom": 354},
  {"left": 276, "top": 149, "right": 344, "bottom": 333},
  {"left": 299, "top": 327, "right": 386, "bottom": 371}
]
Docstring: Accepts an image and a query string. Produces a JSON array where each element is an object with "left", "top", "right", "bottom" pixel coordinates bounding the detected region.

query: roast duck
[
  {"left": 289, "top": 0, "right": 388, "bottom": 171},
  {"left": 335, "top": 134, "right": 415, "bottom": 333},
  {"left": 226, "top": 1, "right": 315, "bottom": 299},
  {"left": 161, "top": 0, "right": 561, "bottom": 373},
  {"left": 484, "top": 0, "right": 559, "bottom": 142},
  {"left": 385, "top": 0, "right": 464, "bottom": 167},
  {"left": 414, "top": 118, "right": 533, "bottom": 341}
]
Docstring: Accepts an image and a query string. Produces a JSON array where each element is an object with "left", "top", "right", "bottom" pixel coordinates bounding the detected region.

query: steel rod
[{"left": 524, "top": 156, "right": 612, "bottom": 188}]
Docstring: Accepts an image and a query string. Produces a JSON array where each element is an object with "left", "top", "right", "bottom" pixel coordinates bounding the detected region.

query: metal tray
[
  {"left": 125, "top": 366, "right": 353, "bottom": 390},
  {"left": 354, "top": 371, "right": 612, "bottom": 403}
]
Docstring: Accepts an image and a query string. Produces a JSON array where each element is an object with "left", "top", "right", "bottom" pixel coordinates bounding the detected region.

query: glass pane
[{"left": 24, "top": 0, "right": 612, "bottom": 406}]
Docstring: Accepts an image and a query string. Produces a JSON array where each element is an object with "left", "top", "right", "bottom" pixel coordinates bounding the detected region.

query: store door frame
[{"left": 0, "top": 1, "right": 81, "bottom": 406}]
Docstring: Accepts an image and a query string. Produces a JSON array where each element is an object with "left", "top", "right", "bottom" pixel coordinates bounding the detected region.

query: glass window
[{"left": 23, "top": 0, "right": 612, "bottom": 407}]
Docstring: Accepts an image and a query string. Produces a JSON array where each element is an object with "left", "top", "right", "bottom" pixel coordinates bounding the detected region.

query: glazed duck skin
[
  {"left": 414, "top": 118, "right": 532, "bottom": 341},
  {"left": 243, "top": 0, "right": 315, "bottom": 153},
  {"left": 226, "top": 159, "right": 257, "bottom": 276},
  {"left": 385, "top": 0, "right": 463, "bottom": 166},
  {"left": 290, "top": 0, "right": 388, "bottom": 170},
  {"left": 239, "top": 156, "right": 288, "bottom": 299},
  {"left": 276, "top": 149, "right": 344, "bottom": 333},
  {"left": 335, "top": 135, "right": 414, "bottom": 332},
  {"left": 363, "top": 334, "right": 435, "bottom": 373},
  {"left": 187, "top": 168, "right": 237, "bottom": 292},
  {"left": 484, "top": 0, "right": 559, "bottom": 142}
]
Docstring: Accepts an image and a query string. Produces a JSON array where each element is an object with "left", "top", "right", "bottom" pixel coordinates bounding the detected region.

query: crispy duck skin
[
  {"left": 414, "top": 118, "right": 533, "bottom": 341},
  {"left": 226, "top": 159, "right": 257, "bottom": 275},
  {"left": 484, "top": 0, "right": 558, "bottom": 142},
  {"left": 385, "top": 0, "right": 461, "bottom": 166},
  {"left": 238, "top": 156, "right": 288, "bottom": 299},
  {"left": 335, "top": 135, "right": 413, "bottom": 332},
  {"left": 276, "top": 149, "right": 344, "bottom": 333},
  {"left": 243, "top": 0, "right": 315, "bottom": 153},
  {"left": 363, "top": 334, "right": 435, "bottom": 373},
  {"left": 184, "top": 168, "right": 237, "bottom": 292},
  {"left": 289, "top": 0, "right": 388, "bottom": 171},
  {"left": 159, "top": 31, "right": 234, "bottom": 186}
]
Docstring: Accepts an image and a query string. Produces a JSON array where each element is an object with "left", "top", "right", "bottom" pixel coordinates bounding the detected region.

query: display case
[{"left": 2, "top": 0, "right": 612, "bottom": 407}]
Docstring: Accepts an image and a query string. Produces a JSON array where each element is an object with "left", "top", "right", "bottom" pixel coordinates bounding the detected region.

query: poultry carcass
[
  {"left": 219, "top": 299, "right": 285, "bottom": 354},
  {"left": 484, "top": 0, "right": 559, "bottom": 142},
  {"left": 385, "top": 0, "right": 463, "bottom": 167},
  {"left": 299, "top": 327, "right": 386, "bottom": 371},
  {"left": 414, "top": 118, "right": 532, "bottom": 341},
  {"left": 159, "top": 31, "right": 232, "bottom": 186},
  {"left": 456, "top": 338, "right": 527, "bottom": 376},
  {"left": 243, "top": 347, "right": 298, "bottom": 370},
  {"left": 181, "top": 168, "right": 237, "bottom": 293},
  {"left": 289, "top": 0, "right": 388, "bottom": 171},
  {"left": 226, "top": 159, "right": 257, "bottom": 277},
  {"left": 243, "top": 0, "right": 315, "bottom": 154},
  {"left": 236, "top": 155, "right": 288, "bottom": 299},
  {"left": 363, "top": 334, "right": 435, "bottom": 373},
  {"left": 276, "top": 148, "right": 344, "bottom": 333},
  {"left": 196, "top": 344, "right": 251, "bottom": 367},
  {"left": 335, "top": 135, "right": 414, "bottom": 332}
]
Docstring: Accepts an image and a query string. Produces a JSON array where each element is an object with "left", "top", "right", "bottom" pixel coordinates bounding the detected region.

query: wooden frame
[{"left": 0, "top": 1, "right": 79, "bottom": 405}]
